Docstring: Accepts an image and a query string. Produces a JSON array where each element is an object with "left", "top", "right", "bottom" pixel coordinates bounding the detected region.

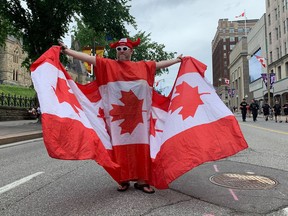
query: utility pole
[{"left": 264, "top": 16, "right": 271, "bottom": 107}]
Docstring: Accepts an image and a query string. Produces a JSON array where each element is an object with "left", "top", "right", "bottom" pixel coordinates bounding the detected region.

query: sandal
[
  {"left": 117, "top": 182, "right": 130, "bottom": 192},
  {"left": 134, "top": 183, "right": 155, "bottom": 194}
]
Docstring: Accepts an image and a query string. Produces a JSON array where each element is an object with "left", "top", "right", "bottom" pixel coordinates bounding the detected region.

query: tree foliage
[
  {"left": 0, "top": 0, "right": 135, "bottom": 68},
  {"left": 72, "top": 18, "right": 176, "bottom": 75},
  {"left": 0, "top": 15, "right": 20, "bottom": 46},
  {"left": 78, "top": 0, "right": 136, "bottom": 39}
]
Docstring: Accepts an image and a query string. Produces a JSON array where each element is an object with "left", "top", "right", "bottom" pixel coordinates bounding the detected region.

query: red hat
[{"left": 109, "top": 38, "right": 141, "bottom": 49}]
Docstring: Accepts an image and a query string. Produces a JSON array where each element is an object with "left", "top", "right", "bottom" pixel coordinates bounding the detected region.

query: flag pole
[{"left": 244, "top": 9, "right": 247, "bottom": 37}]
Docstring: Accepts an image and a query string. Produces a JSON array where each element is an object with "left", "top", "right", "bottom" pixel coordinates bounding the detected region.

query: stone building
[
  {"left": 0, "top": 36, "right": 91, "bottom": 87},
  {"left": 212, "top": 18, "right": 258, "bottom": 89},
  {"left": 0, "top": 36, "right": 32, "bottom": 87},
  {"left": 265, "top": 0, "right": 288, "bottom": 106},
  {"left": 229, "top": 37, "right": 252, "bottom": 109}
]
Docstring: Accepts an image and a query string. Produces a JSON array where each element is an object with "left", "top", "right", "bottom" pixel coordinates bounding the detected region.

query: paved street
[{"left": 0, "top": 114, "right": 287, "bottom": 215}]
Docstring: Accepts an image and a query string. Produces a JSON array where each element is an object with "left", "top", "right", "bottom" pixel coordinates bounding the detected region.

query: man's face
[{"left": 116, "top": 46, "right": 133, "bottom": 61}]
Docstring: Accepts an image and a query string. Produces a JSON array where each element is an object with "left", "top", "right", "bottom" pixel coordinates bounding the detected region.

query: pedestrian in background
[
  {"left": 262, "top": 101, "right": 271, "bottom": 121},
  {"left": 249, "top": 99, "right": 259, "bottom": 122},
  {"left": 273, "top": 101, "right": 282, "bottom": 123},
  {"left": 239, "top": 98, "right": 248, "bottom": 122},
  {"left": 283, "top": 102, "right": 288, "bottom": 123}
]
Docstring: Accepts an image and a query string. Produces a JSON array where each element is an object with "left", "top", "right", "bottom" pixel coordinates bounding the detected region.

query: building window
[
  {"left": 13, "top": 48, "right": 19, "bottom": 63},
  {"left": 268, "top": 14, "right": 271, "bottom": 26},
  {"left": 284, "top": 20, "right": 286, "bottom": 33},
  {"left": 279, "top": 25, "right": 281, "bottom": 38},
  {"left": 285, "top": 62, "right": 288, "bottom": 77},
  {"left": 230, "top": 36, "right": 235, "bottom": 42},
  {"left": 229, "top": 28, "right": 234, "bottom": 33},
  {"left": 238, "top": 28, "right": 244, "bottom": 32},
  {"left": 270, "top": 51, "right": 273, "bottom": 63},
  {"left": 277, "top": 47, "right": 280, "bottom": 58},
  {"left": 267, "top": 0, "right": 270, "bottom": 7},
  {"left": 277, "top": 66, "right": 282, "bottom": 80},
  {"left": 269, "top": 32, "right": 272, "bottom": 44},
  {"left": 275, "top": 8, "right": 278, "bottom": 20},
  {"left": 224, "top": 45, "right": 226, "bottom": 50},
  {"left": 13, "top": 69, "right": 15, "bottom": 80},
  {"left": 285, "top": 42, "right": 287, "bottom": 54},
  {"left": 230, "top": 45, "right": 235, "bottom": 50},
  {"left": 276, "top": 28, "right": 279, "bottom": 40}
]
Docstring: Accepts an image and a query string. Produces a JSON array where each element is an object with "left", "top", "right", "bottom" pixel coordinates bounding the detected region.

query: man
[
  {"left": 283, "top": 102, "right": 288, "bottom": 123},
  {"left": 59, "top": 38, "right": 182, "bottom": 193},
  {"left": 273, "top": 101, "right": 282, "bottom": 123},
  {"left": 249, "top": 99, "right": 259, "bottom": 122},
  {"left": 262, "top": 101, "right": 271, "bottom": 121},
  {"left": 239, "top": 98, "right": 248, "bottom": 122}
]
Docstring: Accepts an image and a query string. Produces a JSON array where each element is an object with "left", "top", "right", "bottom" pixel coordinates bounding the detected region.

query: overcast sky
[
  {"left": 63, "top": 0, "right": 265, "bottom": 89},
  {"left": 125, "top": 0, "right": 266, "bottom": 89}
]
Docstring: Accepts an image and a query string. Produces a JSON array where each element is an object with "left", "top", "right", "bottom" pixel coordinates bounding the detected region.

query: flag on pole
[
  {"left": 235, "top": 12, "right": 245, "bottom": 18},
  {"left": 261, "top": 73, "right": 276, "bottom": 89},
  {"left": 31, "top": 46, "right": 248, "bottom": 189},
  {"left": 255, "top": 55, "right": 267, "bottom": 68}
]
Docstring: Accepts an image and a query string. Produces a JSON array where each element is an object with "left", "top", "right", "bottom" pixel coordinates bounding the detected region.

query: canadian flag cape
[{"left": 31, "top": 46, "right": 248, "bottom": 189}]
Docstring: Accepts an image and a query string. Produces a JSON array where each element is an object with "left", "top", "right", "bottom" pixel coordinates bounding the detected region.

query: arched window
[
  {"left": 13, "top": 69, "right": 16, "bottom": 80},
  {"left": 285, "top": 62, "right": 288, "bottom": 77},
  {"left": 16, "top": 70, "right": 19, "bottom": 81},
  {"left": 13, "top": 48, "right": 19, "bottom": 63},
  {"left": 277, "top": 66, "right": 282, "bottom": 80}
]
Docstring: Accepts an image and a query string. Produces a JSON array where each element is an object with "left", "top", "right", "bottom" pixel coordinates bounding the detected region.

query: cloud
[{"left": 126, "top": 0, "right": 265, "bottom": 85}]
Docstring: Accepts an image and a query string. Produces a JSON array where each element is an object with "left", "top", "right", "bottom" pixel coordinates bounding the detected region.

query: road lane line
[
  {"left": 0, "top": 172, "right": 44, "bottom": 195},
  {"left": 240, "top": 123, "right": 288, "bottom": 135}
]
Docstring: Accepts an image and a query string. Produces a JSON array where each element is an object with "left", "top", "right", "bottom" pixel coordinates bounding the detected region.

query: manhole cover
[{"left": 209, "top": 173, "right": 278, "bottom": 190}]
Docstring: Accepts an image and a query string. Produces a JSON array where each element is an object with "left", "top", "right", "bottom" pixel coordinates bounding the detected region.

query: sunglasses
[{"left": 116, "top": 46, "right": 130, "bottom": 51}]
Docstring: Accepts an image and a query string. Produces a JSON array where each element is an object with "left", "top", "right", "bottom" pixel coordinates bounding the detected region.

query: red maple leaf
[
  {"left": 52, "top": 78, "right": 82, "bottom": 114},
  {"left": 150, "top": 114, "right": 163, "bottom": 137},
  {"left": 169, "top": 81, "right": 210, "bottom": 120},
  {"left": 109, "top": 90, "right": 144, "bottom": 134}
]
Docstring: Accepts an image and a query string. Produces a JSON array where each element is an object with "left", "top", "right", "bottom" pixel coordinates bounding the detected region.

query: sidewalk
[{"left": 0, "top": 120, "right": 43, "bottom": 145}]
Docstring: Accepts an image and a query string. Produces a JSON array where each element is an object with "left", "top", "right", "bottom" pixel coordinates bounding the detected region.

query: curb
[{"left": 0, "top": 130, "right": 43, "bottom": 145}]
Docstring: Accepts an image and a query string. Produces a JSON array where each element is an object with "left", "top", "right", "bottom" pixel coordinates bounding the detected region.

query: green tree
[
  {"left": 78, "top": 0, "right": 136, "bottom": 40},
  {"left": 0, "top": 15, "right": 19, "bottom": 47},
  {"left": 0, "top": 0, "right": 135, "bottom": 68}
]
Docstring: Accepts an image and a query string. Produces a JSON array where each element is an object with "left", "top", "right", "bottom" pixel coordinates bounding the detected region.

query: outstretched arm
[
  {"left": 59, "top": 42, "right": 96, "bottom": 65},
  {"left": 156, "top": 54, "right": 183, "bottom": 70}
]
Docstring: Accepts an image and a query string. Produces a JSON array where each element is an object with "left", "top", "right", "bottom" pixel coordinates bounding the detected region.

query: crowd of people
[{"left": 238, "top": 98, "right": 288, "bottom": 123}]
